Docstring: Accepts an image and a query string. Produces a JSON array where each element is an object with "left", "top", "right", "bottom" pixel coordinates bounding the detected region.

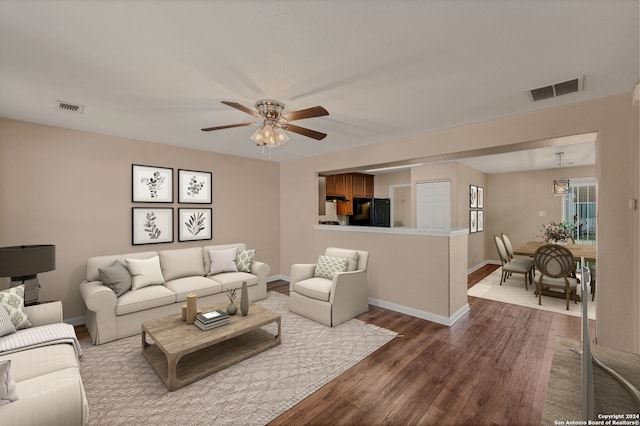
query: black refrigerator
[{"left": 349, "top": 198, "right": 391, "bottom": 227}]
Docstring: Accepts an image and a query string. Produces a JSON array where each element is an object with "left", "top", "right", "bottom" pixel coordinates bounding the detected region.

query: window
[{"left": 562, "top": 177, "right": 596, "bottom": 244}]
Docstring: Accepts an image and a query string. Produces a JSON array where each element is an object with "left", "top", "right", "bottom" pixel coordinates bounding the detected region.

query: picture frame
[
  {"left": 469, "top": 210, "right": 478, "bottom": 233},
  {"left": 178, "top": 208, "right": 213, "bottom": 242},
  {"left": 477, "top": 210, "right": 484, "bottom": 232},
  {"left": 132, "top": 164, "right": 173, "bottom": 203},
  {"left": 132, "top": 208, "right": 174, "bottom": 245},
  {"left": 178, "top": 169, "right": 212, "bottom": 204},
  {"left": 477, "top": 186, "right": 484, "bottom": 209},
  {"left": 469, "top": 185, "right": 478, "bottom": 208}
]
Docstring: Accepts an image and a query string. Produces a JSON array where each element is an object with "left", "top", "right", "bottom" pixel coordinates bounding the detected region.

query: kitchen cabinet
[
  {"left": 352, "top": 173, "right": 374, "bottom": 198},
  {"left": 323, "top": 172, "right": 375, "bottom": 216},
  {"left": 325, "top": 174, "right": 347, "bottom": 197},
  {"left": 337, "top": 174, "right": 353, "bottom": 215}
]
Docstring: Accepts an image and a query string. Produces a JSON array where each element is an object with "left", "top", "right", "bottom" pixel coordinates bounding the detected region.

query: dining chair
[
  {"left": 533, "top": 244, "right": 579, "bottom": 310},
  {"left": 501, "top": 233, "right": 535, "bottom": 269},
  {"left": 494, "top": 235, "right": 533, "bottom": 290}
]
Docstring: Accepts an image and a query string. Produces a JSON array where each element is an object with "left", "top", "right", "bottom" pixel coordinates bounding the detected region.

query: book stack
[{"left": 194, "top": 309, "right": 230, "bottom": 331}]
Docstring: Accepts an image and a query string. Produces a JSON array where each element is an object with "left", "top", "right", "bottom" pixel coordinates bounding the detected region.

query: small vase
[
  {"left": 226, "top": 301, "right": 237, "bottom": 315},
  {"left": 240, "top": 282, "right": 249, "bottom": 316}
]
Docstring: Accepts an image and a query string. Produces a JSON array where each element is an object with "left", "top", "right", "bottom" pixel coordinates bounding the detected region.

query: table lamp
[{"left": 0, "top": 245, "right": 56, "bottom": 305}]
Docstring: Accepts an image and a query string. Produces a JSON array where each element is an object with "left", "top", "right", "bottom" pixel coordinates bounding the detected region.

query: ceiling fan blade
[
  {"left": 282, "top": 106, "right": 329, "bottom": 122},
  {"left": 201, "top": 122, "right": 254, "bottom": 131},
  {"left": 286, "top": 123, "right": 327, "bottom": 140},
  {"left": 221, "top": 101, "right": 260, "bottom": 118}
]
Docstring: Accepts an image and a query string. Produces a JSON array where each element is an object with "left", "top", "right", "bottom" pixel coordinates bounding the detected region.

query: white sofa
[
  {"left": 79, "top": 243, "right": 269, "bottom": 345},
  {"left": 0, "top": 301, "right": 88, "bottom": 425}
]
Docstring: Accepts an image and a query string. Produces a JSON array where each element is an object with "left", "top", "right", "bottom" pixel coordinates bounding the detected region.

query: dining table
[
  {"left": 513, "top": 241, "right": 596, "bottom": 262},
  {"left": 513, "top": 240, "right": 596, "bottom": 302}
]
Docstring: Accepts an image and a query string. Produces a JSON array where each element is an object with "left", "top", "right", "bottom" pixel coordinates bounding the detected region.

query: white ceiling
[
  {"left": 0, "top": 1, "right": 637, "bottom": 171},
  {"left": 458, "top": 136, "right": 597, "bottom": 174}
]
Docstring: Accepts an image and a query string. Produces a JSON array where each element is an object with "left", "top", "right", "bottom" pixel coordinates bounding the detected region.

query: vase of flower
[
  {"left": 541, "top": 220, "right": 575, "bottom": 243},
  {"left": 240, "top": 281, "right": 249, "bottom": 316},
  {"left": 226, "top": 288, "right": 238, "bottom": 315}
]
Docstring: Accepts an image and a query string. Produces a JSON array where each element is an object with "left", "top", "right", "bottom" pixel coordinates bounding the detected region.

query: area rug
[
  {"left": 79, "top": 291, "right": 397, "bottom": 425},
  {"left": 468, "top": 268, "right": 596, "bottom": 319}
]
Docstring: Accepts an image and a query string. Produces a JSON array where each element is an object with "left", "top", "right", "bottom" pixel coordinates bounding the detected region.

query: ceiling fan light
[
  {"left": 274, "top": 127, "right": 289, "bottom": 144},
  {"left": 262, "top": 123, "right": 275, "bottom": 141},
  {"left": 250, "top": 126, "right": 264, "bottom": 144}
]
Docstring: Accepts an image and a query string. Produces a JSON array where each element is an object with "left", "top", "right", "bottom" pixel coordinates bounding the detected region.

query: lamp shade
[{"left": 0, "top": 245, "right": 56, "bottom": 278}]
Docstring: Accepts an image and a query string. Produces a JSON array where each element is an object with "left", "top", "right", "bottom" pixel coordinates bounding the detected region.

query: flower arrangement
[
  {"left": 226, "top": 288, "right": 237, "bottom": 303},
  {"left": 541, "top": 220, "right": 575, "bottom": 243}
]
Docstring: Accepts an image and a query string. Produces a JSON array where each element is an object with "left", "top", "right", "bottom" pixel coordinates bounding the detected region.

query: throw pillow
[
  {"left": 0, "top": 360, "right": 18, "bottom": 406},
  {"left": 235, "top": 249, "right": 256, "bottom": 273},
  {"left": 0, "top": 308, "right": 16, "bottom": 338},
  {"left": 125, "top": 256, "right": 165, "bottom": 291},
  {"left": 314, "top": 255, "right": 348, "bottom": 280},
  {"left": 98, "top": 260, "right": 132, "bottom": 297},
  {"left": 208, "top": 247, "right": 238, "bottom": 275},
  {"left": 0, "top": 285, "right": 31, "bottom": 330}
]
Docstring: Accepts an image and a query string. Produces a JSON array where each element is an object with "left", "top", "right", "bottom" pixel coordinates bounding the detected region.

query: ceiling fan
[{"left": 201, "top": 100, "right": 329, "bottom": 147}]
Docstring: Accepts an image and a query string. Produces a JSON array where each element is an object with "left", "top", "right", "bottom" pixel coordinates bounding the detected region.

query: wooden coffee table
[{"left": 141, "top": 303, "right": 281, "bottom": 391}]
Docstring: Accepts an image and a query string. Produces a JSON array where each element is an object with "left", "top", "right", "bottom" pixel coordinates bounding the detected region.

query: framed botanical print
[
  {"left": 132, "top": 164, "right": 173, "bottom": 203},
  {"left": 132, "top": 208, "right": 173, "bottom": 245},
  {"left": 477, "top": 186, "right": 484, "bottom": 209},
  {"left": 469, "top": 185, "right": 478, "bottom": 208},
  {"left": 477, "top": 210, "right": 484, "bottom": 232},
  {"left": 178, "top": 208, "right": 212, "bottom": 242},
  {"left": 178, "top": 169, "right": 212, "bottom": 204},
  {"left": 469, "top": 210, "right": 478, "bottom": 233}
]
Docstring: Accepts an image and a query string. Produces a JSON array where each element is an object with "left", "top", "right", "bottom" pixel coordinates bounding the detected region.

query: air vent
[
  {"left": 527, "top": 76, "right": 584, "bottom": 102},
  {"left": 55, "top": 100, "right": 84, "bottom": 114}
]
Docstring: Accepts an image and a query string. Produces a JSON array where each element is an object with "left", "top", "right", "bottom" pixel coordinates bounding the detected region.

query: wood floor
[
  {"left": 75, "top": 264, "right": 583, "bottom": 425},
  {"left": 269, "top": 264, "right": 583, "bottom": 426}
]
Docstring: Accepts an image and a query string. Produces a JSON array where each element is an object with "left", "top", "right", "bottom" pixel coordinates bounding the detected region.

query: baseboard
[
  {"left": 268, "top": 274, "right": 288, "bottom": 282},
  {"left": 468, "top": 260, "right": 500, "bottom": 274},
  {"left": 368, "top": 297, "right": 470, "bottom": 327},
  {"left": 281, "top": 276, "right": 470, "bottom": 326}
]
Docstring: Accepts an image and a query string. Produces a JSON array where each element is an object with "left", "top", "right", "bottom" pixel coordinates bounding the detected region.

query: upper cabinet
[
  {"left": 322, "top": 172, "right": 374, "bottom": 216},
  {"left": 352, "top": 173, "right": 374, "bottom": 198},
  {"left": 325, "top": 174, "right": 347, "bottom": 197}
]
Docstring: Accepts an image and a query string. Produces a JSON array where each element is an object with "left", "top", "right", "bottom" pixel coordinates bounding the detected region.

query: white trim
[
  {"left": 268, "top": 274, "right": 288, "bottom": 282},
  {"left": 281, "top": 276, "right": 470, "bottom": 326},
  {"left": 312, "top": 224, "right": 468, "bottom": 237},
  {"left": 468, "top": 260, "right": 500, "bottom": 274},
  {"left": 368, "top": 297, "right": 470, "bottom": 327}
]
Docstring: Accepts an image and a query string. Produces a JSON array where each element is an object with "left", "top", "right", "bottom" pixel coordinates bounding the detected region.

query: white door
[{"left": 416, "top": 180, "right": 451, "bottom": 230}]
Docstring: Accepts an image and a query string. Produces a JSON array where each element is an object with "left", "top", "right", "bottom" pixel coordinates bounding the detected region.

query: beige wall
[
  {"left": 1, "top": 92, "right": 637, "bottom": 353},
  {"left": 485, "top": 166, "right": 596, "bottom": 261},
  {"left": 373, "top": 170, "right": 411, "bottom": 198},
  {"left": 0, "top": 119, "right": 281, "bottom": 320},
  {"left": 280, "top": 92, "right": 639, "bottom": 353},
  {"left": 457, "top": 163, "right": 488, "bottom": 269}
]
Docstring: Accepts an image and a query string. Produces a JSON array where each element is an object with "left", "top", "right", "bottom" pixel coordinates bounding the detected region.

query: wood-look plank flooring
[
  {"left": 269, "top": 264, "right": 584, "bottom": 426},
  {"left": 75, "top": 264, "right": 585, "bottom": 425}
]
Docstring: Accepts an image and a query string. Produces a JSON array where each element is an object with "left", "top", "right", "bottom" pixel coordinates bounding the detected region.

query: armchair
[{"left": 289, "top": 247, "right": 369, "bottom": 327}]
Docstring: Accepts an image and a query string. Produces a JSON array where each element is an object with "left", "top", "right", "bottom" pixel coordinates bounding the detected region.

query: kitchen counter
[{"left": 312, "top": 224, "right": 468, "bottom": 237}]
